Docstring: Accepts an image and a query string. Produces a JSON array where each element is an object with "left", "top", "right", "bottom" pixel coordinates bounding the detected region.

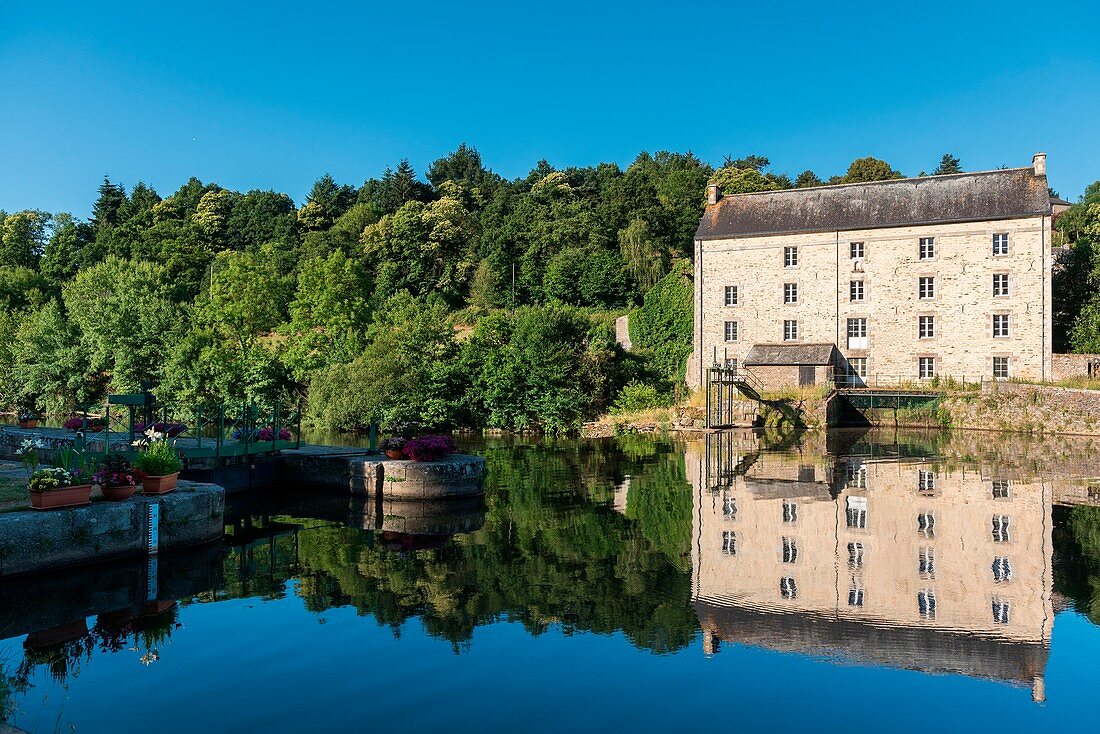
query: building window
[
  {"left": 918, "top": 276, "right": 935, "bottom": 300},
  {"left": 919, "top": 547, "right": 936, "bottom": 579},
  {"left": 845, "top": 357, "right": 868, "bottom": 386},
  {"left": 848, "top": 542, "right": 865, "bottom": 569},
  {"left": 992, "top": 598, "right": 1011, "bottom": 624},
  {"left": 847, "top": 318, "right": 868, "bottom": 349},
  {"left": 993, "top": 273, "right": 1009, "bottom": 297},
  {"left": 722, "top": 530, "right": 737, "bottom": 556},
  {"left": 724, "top": 321, "right": 739, "bottom": 342},
  {"left": 992, "top": 480, "right": 1011, "bottom": 499},
  {"left": 846, "top": 495, "right": 868, "bottom": 529},
  {"left": 724, "top": 285, "right": 739, "bottom": 306},
  {"left": 993, "top": 314, "right": 1010, "bottom": 338},
  {"left": 782, "top": 536, "right": 798, "bottom": 563},
  {"left": 918, "top": 315, "right": 935, "bottom": 339},
  {"left": 850, "top": 242, "right": 865, "bottom": 259},
  {"left": 848, "top": 584, "right": 865, "bottom": 607},
  {"left": 992, "top": 515, "right": 1011, "bottom": 543},
  {"left": 782, "top": 501, "right": 798, "bottom": 524},
  {"left": 918, "top": 512, "right": 935, "bottom": 538},
  {"left": 784, "top": 282, "right": 799, "bottom": 304},
  {"left": 918, "top": 470, "right": 936, "bottom": 496},
  {"left": 993, "top": 356, "right": 1009, "bottom": 379},
  {"left": 784, "top": 246, "right": 798, "bottom": 268},
  {"left": 992, "top": 556, "right": 1012, "bottom": 582},
  {"left": 919, "top": 237, "right": 935, "bottom": 260},
  {"left": 993, "top": 233, "right": 1009, "bottom": 256},
  {"left": 849, "top": 280, "right": 864, "bottom": 302},
  {"left": 722, "top": 493, "right": 737, "bottom": 520},
  {"left": 846, "top": 463, "right": 867, "bottom": 489},
  {"left": 918, "top": 589, "right": 937, "bottom": 620},
  {"left": 918, "top": 357, "right": 936, "bottom": 380},
  {"left": 780, "top": 577, "right": 798, "bottom": 600},
  {"left": 783, "top": 320, "right": 799, "bottom": 342}
]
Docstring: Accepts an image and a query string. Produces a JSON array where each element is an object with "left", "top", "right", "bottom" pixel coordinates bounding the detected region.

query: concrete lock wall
[{"left": 0, "top": 483, "right": 225, "bottom": 578}]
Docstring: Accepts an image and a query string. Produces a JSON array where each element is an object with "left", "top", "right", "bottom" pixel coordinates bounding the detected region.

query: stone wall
[
  {"left": 282, "top": 451, "right": 487, "bottom": 499},
  {"left": 615, "top": 314, "right": 632, "bottom": 351},
  {"left": 692, "top": 216, "right": 1051, "bottom": 387},
  {"left": 1052, "top": 353, "right": 1100, "bottom": 381},
  {"left": 937, "top": 382, "right": 1100, "bottom": 436},
  {"left": 0, "top": 482, "right": 224, "bottom": 578}
]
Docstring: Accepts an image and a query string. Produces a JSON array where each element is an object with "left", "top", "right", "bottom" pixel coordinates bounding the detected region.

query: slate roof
[
  {"left": 743, "top": 343, "right": 837, "bottom": 366},
  {"left": 696, "top": 167, "right": 1051, "bottom": 240}
]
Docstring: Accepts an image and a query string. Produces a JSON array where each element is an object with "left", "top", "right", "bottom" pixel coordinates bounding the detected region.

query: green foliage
[
  {"left": 306, "top": 292, "right": 461, "bottom": 430},
  {"left": 795, "top": 170, "right": 823, "bottom": 188},
  {"left": 134, "top": 439, "right": 183, "bottom": 475},
  {"left": 628, "top": 260, "right": 693, "bottom": 385},
  {"left": 709, "top": 167, "right": 781, "bottom": 195},
  {"left": 1058, "top": 196, "right": 1100, "bottom": 352},
  {"left": 256, "top": 438, "right": 698, "bottom": 652},
  {"left": 63, "top": 257, "right": 180, "bottom": 394},
  {"left": 834, "top": 156, "right": 904, "bottom": 183},
  {"left": 611, "top": 381, "right": 668, "bottom": 414},
  {"left": 0, "top": 210, "right": 51, "bottom": 269},
  {"left": 458, "top": 306, "right": 621, "bottom": 432},
  {"left": 933, "top": 153, "right": 962, "bottom": 175}
]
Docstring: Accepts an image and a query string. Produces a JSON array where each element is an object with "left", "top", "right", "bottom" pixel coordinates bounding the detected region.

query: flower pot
[
  {"left": 101, "top": 483, "right": 138, "bottom": 501},
  {"left": 30, "top": 484, "right": 93, "bottom": 510},
  {"left": 384, "top": 449, "right": 406, "bottom": 460},
  {"left": 18, "top": 419, "right": 37, "bottom": 429},
  {"left": 24, "top": 619, "right": 89, "bottom": 651},
  {"left": 97, "top": 608, "right": 136, "bottom": 628},
  {"left": 142, "top": 472, "right": 179, "bottom": 495}
]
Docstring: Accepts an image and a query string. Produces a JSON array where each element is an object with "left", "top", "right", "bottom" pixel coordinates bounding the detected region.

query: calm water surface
[{"left": 3, "top": 429, "right": 1100, "bottom": 733}]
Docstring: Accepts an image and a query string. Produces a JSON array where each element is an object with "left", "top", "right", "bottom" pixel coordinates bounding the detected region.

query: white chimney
[
  {"left": 1032, "top": 152, "right": 1047, "bottom": 176},
  {"left": 706, "top": 184, "right": 720, "bottom": 205}
]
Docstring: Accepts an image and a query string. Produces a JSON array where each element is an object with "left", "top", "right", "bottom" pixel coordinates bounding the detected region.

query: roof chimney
[
  {"left": 706, "top": 184, "right": 720, "bottom": 205},
  {"left": 1032, "top": 152, "right": 1047, "bottom": 176}
]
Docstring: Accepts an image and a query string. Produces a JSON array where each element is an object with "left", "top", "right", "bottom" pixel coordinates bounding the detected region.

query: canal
[{"left": 3, "top": 428, "right": 1100, "bottom": 732}]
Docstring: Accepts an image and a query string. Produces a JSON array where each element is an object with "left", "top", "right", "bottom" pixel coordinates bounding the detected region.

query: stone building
[
  {"left": 686, "top": 433, "right": 1053, "bottom": 699},
  {"left": 689, "top": 155, "right": 1055, "bottom": 388}
]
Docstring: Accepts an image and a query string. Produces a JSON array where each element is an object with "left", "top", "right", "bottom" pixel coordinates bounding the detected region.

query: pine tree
[
  {"left": 933, "top": 153, "right": 962, "bottom": 175},
  {"left": 91, "top": 176, "right": 127, "bottom": 230}
]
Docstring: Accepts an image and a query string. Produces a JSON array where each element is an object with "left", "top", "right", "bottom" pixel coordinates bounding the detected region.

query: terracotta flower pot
[
  {"left": 385, "top": 449, "right": 406, "bottom": 460},
  {"left": 30, "top": 484, "right": 93, "bottom": 510},
  {"left": 18, "top": 419, "right": 37, "bottom": 429},
  {"left": 101, "top": 483, "right": 138, "bottom": 501},
  {"left": 142, "top": 472, "right": 179, "bottom": 495},
  {"left": 24, "top": 619, "right": 89, "bottom": 651}
]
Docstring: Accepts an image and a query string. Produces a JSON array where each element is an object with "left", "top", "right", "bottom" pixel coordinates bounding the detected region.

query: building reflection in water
[{"left": 689, "top": 430, "right": 1054, "bottom": 702}]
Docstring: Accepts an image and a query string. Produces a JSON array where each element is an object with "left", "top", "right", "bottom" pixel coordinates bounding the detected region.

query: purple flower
[{"left": 403, "top": 435, "right": 456, "bottom": 461}]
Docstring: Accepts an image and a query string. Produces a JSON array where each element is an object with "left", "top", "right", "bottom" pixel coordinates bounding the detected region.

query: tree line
[{"left": 1, "top": 147, "right": 1094, "bottom": 432}]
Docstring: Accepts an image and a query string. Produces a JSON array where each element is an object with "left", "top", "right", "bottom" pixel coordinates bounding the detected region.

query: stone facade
[
  {"left": 1051, "top": 352, "right": 1100, "bottom": 381},
  {"left": 686, "top": 433, "right": 1053, "bottom": 695},
  {"left": 690, "top": 158, "right": 1054, "bottom": 388}
]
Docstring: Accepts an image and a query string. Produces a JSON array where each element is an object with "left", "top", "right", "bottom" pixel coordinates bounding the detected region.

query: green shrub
[
  {"left": 611, "top": 381, "right": 668, "bottom": 414},
  {"left": 628, "top": 260, "right": 692, "bottom": 385}
]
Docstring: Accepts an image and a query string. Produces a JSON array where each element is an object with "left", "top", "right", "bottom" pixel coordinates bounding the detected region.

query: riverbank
[{"left": 585, "top": 380, "right": 1100, "bottom": 437}]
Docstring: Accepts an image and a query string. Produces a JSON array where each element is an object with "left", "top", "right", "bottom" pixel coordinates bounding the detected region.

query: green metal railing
[{"left": 70, "top": 395, "right": 303, "bottom": 463}]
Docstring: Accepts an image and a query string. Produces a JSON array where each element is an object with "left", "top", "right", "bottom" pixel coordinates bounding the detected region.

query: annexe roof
[
  {"left": 743, "top": 343, "right": 837, "bottom": 366},
  {"left": 696, "top": 167, "right": 1051, "bottom": 240}
]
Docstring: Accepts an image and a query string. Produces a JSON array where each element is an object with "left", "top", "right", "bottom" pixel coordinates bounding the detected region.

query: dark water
[{"left": 3, "top": 429, "right": 1100, "bottom": 733}]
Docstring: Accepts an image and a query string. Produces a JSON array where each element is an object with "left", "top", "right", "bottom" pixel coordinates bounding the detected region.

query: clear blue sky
[{"left": 2, "top": 0, "right": 1098, "bottom": 218}]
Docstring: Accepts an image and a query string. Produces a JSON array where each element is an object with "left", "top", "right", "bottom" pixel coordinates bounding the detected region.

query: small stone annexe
[{"left": 688, "top": 154, "right": 1076, "bottom": 388}]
